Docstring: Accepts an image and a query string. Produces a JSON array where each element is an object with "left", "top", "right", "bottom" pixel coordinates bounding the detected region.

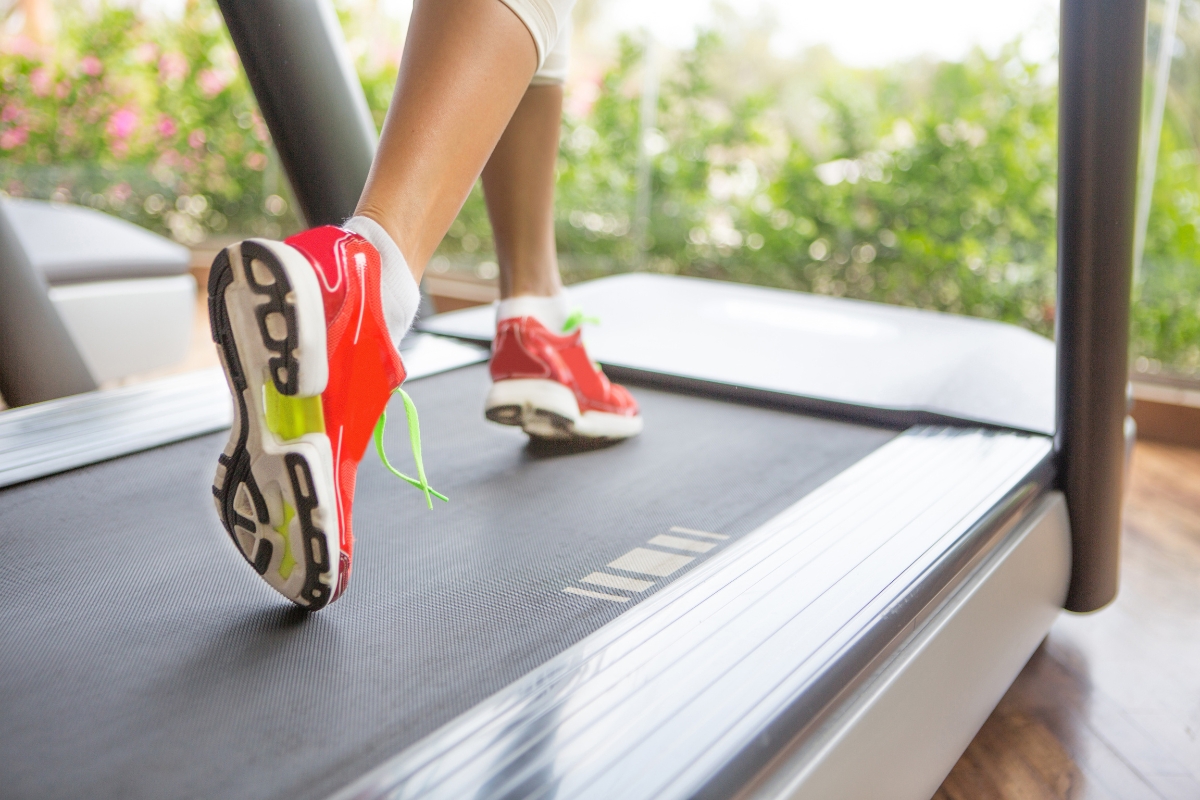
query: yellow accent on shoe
[
  {"left": 263, "top": 381, "right": 325, "bottom": 441},
  {"left": 275, "top": 500, "right": 297, "bottom": 580}
]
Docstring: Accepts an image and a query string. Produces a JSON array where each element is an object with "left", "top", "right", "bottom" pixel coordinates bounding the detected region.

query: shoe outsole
[
  {"left": 208, "top": 241, "right": 339, "bottom": 609},
  {"left": 485, "top": 378, "right": 643, "bottom": 441},
  {"left": 486, "top": 404, "right": 579, "bottom": 439}
]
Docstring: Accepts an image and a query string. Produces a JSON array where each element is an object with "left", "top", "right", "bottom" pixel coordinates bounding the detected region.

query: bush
[
  {"left": 3, "top": 1, "right": 1200, "bottom": 376},
  {"left": 441, "top": 33, "right": 1058, "bottom": 335},
  {"left": 0, "top": 1, "right": 299, "bottom": 242}
]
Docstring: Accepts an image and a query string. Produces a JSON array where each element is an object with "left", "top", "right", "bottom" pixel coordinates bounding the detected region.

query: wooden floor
[{"left": 935, "top": 441, "right": 1200, "bottom": 800}]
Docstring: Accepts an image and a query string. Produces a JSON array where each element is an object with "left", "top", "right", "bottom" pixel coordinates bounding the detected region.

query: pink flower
[
  {"left": 156, "top": 115, "right": 177, "bottom": 138},
  {"left": 106, "top": 108, "right": 138, "bottom": 140},
  {"left": 0, "top": 126, "right": 29, "bottom": 150},
  {"left": 2, "top": 36, "right": 39, "bottom": 58},
  {"left": 29, "top": 68, "right": 52, "bottom": 97},
  {"left": 80, "top": 56, "right": 103, "bottom": 77},
  {"left": 134, "top": 43, "right": 158, "bottom": 64},
  {"left": 56, "top": 81, "right": 71, "bottom": 100},
  {"left": 250, "top": 111, "right": 268, "bottom": 143},
  {"left": 1, "top": 104, "right": 24, "bottom": 124},
  {"left": 188, "top": 129, "right": 206, "bottom": 149},
  {"left": 196, "top": 68, "right": 230, "bottom": 98},
  {"left": 158, "top": 52, "right": 189, "bottom": 84},
  {"left": 565, "top": 76, "right": 602, "bottom": 120},
  {"left": 108, "top": 183, "right": 133, "bottom": 203},
  {"left": 244, "top": 151, "right": 267, "bottom": 171}
]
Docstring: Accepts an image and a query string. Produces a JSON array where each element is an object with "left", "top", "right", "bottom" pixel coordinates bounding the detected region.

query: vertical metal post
[
  {"left": 1056, "top": 0, "right": 1146, "bottom": 612},
  {"left": 216, "top": 0, "right": 377, "bottom": 227},
  {"left": 0, "top": 203, "right": 97, "bottom": 406},
  {"left": 634, "top": 31, "right": 659, "bottom": 266}
]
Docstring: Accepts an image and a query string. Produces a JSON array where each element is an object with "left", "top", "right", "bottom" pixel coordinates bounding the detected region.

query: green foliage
[
  {"left": 4, "top": 2, "right": 1200, "bottom": 376},
  {"left": 1133, "top": 120, "right": 1200, "bottom": 374},
  {"left": 0, "top": 0, "right": 299, "bottom": 242},
  {"left": 445, "top": 34, "right": 1061, "bottom": 336}
]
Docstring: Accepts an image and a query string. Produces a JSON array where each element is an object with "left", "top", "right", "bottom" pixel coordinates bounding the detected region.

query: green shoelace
[
  {"left": 371, "top": 308, "right": 598, "bottom": 509},
  {"left": 373, "top": 388, "right": 447, "bottom": 510},
  {"left": 562, "top": 309, "right": 600, "bottom": 333},
  {"left": 563, "top": 309, "right": 604, "bottom": 371}
]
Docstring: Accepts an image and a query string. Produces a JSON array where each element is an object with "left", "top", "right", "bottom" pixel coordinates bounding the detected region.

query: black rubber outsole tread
[
  {"left": 486, "top": 404, "right": 584, "bottom": 440},
  {"left": 239, "top": 241, "right": 301, "bottom": 397},
  {"left": 485, "top": 405, "right": 523, "bottom": 426},
  {"left": 209, "top": 252, "right": 268, "bottom": 560},
  {"left": 286, "top": 453, "right": 332, "bottom": 609},
  {"left": 533, "top": 409, "right": 575, "bottom": 434},
  {"left": 208, "top": 248, "right": 274, "bottom": 566}
]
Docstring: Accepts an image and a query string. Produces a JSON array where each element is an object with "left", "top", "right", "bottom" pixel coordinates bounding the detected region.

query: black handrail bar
[
  {"left": 1056, "top": 0, "right": 1145, "bottom": 612},
  {"left": 216, "top": 0, "right": 377, "bottom": 228}
]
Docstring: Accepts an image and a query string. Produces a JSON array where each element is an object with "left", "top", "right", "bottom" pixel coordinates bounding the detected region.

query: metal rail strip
[{"left": 0, "top": 334, "right": 486, "bottom": 489}]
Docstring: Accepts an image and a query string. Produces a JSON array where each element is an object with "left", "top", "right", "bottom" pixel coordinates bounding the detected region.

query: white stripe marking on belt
[
  {"left": 648, "top": 534, "right": 715, "bottom": 553},
  {"left": 563, "top": 586, "right": 629, "bottom": 603},
  {"left": 581, "top": 572, "right": 653, "bottom": 592},
  {"left": 669, "top": 526, "right": 729, "bottom": 540},
  {"left": 607, "top": 548, "right": 694, "bottom": 577}
]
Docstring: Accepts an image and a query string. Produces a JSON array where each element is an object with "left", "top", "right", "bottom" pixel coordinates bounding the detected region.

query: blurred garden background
[{"left": 2, "top": 0, "right": 1199, "bottom": 378}]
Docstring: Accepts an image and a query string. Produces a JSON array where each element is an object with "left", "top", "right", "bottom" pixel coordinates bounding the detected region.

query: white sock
[
  {"left": 496, "top": 292, "right": 570, "bottom": 333},
  {"left": 343, "top": 215, "right": 420, "bottom": 348}
]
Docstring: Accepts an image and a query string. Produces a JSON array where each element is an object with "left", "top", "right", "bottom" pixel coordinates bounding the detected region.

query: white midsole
[
  {"left": 486, "top": 378, "right": 643, "bottom": 439},
  {"left": 242, "top": 238, "right": 329, "bottom": 397}
]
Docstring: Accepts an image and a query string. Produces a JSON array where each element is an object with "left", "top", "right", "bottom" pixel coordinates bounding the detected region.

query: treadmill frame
[{"left": 0, "top": 0, "right": 1144, "bottom": 797}]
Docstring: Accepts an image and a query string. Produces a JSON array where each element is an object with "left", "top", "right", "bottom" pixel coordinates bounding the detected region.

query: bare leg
[
  {"left": 481, "top": 84, "right": 565, "bottom": 299},
  {"left": 355, "top": 0, "right": 538, "bottom": 281}
]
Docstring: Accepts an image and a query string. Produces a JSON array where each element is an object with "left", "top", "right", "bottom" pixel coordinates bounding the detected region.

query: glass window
[
  {"left": 0, "top": 0, "right": 300, "bottom": 394},
  {"left": 409, "top": 0, "right": 1066, "bottom": 334},
  {"left": 1133, "top": 0, "right": 1200, "bottom": 383}
]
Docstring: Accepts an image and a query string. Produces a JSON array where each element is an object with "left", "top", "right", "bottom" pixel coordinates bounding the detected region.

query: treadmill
[{"left": 0, "top": 1, "right": 1141, "bottom": 798}]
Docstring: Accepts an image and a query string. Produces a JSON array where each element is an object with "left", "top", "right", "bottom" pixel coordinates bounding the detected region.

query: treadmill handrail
[
  {"left": 215, "top": 0, "right": 377, "bottom": 227},
  {"left": 1055, "top": 0, "right": 1145, "bottom": 612}
]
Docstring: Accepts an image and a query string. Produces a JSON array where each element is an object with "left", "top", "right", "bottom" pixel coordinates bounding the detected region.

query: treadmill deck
[{"left": 0, "top": 364, "right": 892, "bottom": 800}]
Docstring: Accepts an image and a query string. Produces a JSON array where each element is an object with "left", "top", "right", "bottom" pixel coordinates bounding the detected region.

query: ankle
[
  {"left": 343, "top": 215, "right": 421, "bottom": 348},
  {"left": 351, "top": 205, "right": 423, "bottom": 280},
  {"left": 497, "top": 292, "right": 569, "bottom": 333}
]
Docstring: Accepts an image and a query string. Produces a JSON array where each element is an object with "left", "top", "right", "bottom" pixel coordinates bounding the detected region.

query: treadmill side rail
[
  {"left": 0, "top": 368, "right": 232, "bottom": 489},
  {"left": 329, "top": 427, "right": 1054, "bottom": 800},
  {"left": 0, "top": 335, "right": 486, "bottom": 489},
  {"left": 745, "top": 492, "right": 1071, "bottom": 800}
]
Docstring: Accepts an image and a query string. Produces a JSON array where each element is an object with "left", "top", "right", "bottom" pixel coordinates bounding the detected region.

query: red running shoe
[
  {"left": 486, "top": 314, "right": 643, "bottom": 440},
  {"left": 208, "top": 226, "right": 441, "bottom": 610}
]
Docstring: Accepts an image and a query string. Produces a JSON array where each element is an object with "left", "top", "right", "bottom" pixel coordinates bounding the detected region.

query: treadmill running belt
[{"left": 0, "top": 364, "right": 893, "bottom": 800}]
